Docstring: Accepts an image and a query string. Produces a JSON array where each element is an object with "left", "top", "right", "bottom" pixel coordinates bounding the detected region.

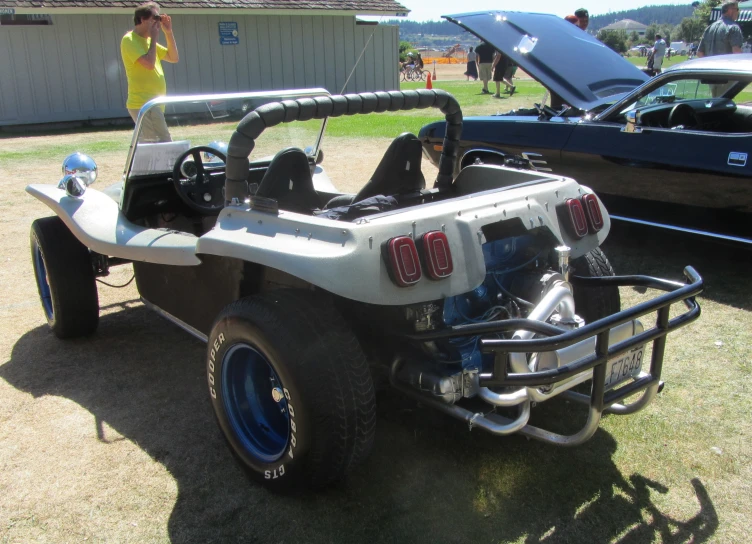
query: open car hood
[{"left": 445, "top": 11, "right": 649, "bottom": 112}]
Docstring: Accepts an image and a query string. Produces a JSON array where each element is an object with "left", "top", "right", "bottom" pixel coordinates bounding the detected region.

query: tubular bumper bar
[
  {"left": 476, "top": 266, "right": 702, "bottom": 392},
  {"left": 401, "top": 266, "right": 703, "bottom": 444}
]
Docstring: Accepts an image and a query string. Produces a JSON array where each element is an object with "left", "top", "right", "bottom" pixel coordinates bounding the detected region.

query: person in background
[
  {"left": 652, "top": 34, "right": 667, "bottom": 72},
  {"left": 698, "top": 1, "right": 743, "bottom": 96},
  {"left": 475, "top": 40, "right": 495, "bottom": 94},
  {"left": 698, "top": 1, "right": 743, "bottom": 57},
  {"left": 120, "top": 2, "right": 179, "bottom": 142},
  {"left": 491, "top": 49, "right": 515, "bottom": 97},
  {"left": 465, "top": 46, "right": 478, "bottom": 81},
  {"left": 415, "top": 51, "right": 424, "bottom": 70},
  {"left": 564, "top": 14, "right": 579, "bottom": 25},
  {"left": 574, "top": 8, "right": 589, "bottom": 31},
  {"left": 503, "top": 61, "right": 518, "bottom": 93}
]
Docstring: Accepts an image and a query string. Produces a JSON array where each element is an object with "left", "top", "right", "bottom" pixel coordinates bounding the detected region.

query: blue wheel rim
[
  {"left": 221, "top": 343, "right": 290, "bottom": 463},
  {"left": 33, "top": 241, "right": 54, "bottom": 321}
]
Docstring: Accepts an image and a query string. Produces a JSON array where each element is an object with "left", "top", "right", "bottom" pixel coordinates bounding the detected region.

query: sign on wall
[{"left": 218, "top": 22, "right": 239, "bottom": 45}]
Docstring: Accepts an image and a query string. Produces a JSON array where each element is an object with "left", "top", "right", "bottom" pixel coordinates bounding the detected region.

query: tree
[
  {"left": 398, "top": 40, "right": 418, "bottom": 63},
  {"left": 629, "top": 31, "right": 640, "bottom": 44},
  {"left": 645, "top": 23, "right": 658, "bottom": 42},
  {"left": 680, "top": 16, "right": 705, "bottom": 43},
  {"left": 659, "top": 23, "right": 674, "bottom": 43},
  {"left": 673, "top": 24, "right": 684, "bottom": 43},
  {"left": 693, "top": 0, "right": 722, "bottom": 24},
  {"left": 598, "top": 30, "right": 628, "bottom": 53}
]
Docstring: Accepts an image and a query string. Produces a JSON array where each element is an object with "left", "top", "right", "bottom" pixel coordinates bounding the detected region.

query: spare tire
[{"left": 571, "top": 248, "right": 621, "bottom": 323}]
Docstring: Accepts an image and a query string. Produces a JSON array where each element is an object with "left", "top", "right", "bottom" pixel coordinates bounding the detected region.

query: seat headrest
[{"left": 353, "top": 132, "right": 425, "bottom": 202}]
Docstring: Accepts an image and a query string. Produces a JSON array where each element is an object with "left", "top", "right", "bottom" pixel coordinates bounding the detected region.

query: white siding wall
[{"left": 0, "top": 14, "right": 399, "bottom": 126}]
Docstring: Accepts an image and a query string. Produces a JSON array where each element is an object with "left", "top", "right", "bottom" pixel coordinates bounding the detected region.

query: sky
[{"left": 377, "top": 0, "right": 694, "bottom": 21}]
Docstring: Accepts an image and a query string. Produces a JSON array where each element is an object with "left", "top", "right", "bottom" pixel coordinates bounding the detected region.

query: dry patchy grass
[{"left": 0, "top": 126, "right": 750, "bottom": 544}]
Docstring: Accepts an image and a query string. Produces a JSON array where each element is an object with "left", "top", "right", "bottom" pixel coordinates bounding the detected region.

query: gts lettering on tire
[
  {"left": 207, "top": 332, "right": 225, "bottom": 399},
  {"left": 265, "top": 465, "right": 285, "bottom": 479}
]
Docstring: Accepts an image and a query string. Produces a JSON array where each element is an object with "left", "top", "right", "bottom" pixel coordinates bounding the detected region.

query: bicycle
[{"left": 400, "top": 64, "right": 427, "bottom": 82}]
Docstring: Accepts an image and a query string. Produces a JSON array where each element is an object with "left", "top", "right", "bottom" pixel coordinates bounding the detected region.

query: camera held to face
[{"left": 153, "top": 14, "right": 162, "bottom": 21}]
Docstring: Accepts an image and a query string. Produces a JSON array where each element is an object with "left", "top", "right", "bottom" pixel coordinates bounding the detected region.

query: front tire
[
  {"left": 571, "top": 248, "right": 621, "bottom": 323},
  {"left": 30, "top": 216, "right": 99, "bottom": 338},
  {"left": 207, "top": 290, "right": 376, "bottom": 489}
]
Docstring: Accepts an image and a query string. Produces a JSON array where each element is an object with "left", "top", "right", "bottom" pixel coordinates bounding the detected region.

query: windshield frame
[{"left": 122, "top": 88, "right": 331, "bottom": 184}]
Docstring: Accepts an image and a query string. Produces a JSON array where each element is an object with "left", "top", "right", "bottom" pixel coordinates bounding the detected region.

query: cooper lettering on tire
[{"left": 206, "top": 290, "right": 376, "bottom": 490}]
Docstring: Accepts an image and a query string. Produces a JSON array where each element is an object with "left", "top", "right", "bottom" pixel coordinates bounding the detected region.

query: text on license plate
[{"left": 604, "top": 346, "right": 645, "bottom": 389}]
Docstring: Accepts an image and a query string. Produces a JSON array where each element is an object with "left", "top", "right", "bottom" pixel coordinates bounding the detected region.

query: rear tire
[
  {"left": 30, "top": 216, "right": 99, "bottom": 338},
  {"left": 207, "top": 289, "right": 376, "bottom": 490},
  {"left": 571, "top": 248, "right": 621, "bottom": 323}
]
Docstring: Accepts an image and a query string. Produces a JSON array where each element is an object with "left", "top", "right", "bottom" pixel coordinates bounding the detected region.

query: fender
[{"left": 26, "top": 184, "right": 201, "bottom": 266}]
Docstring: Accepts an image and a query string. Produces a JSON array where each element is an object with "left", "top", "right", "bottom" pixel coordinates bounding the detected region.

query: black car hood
[{"left": 446, "top": 11, "right": 649, "bottom": 111}]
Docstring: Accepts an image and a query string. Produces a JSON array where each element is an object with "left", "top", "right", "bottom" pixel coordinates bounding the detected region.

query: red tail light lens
[
  {"left": 422, "top": 231, "right": 453, "bottom": 279},
  {"left": 565, "top": 198, "right": 589, "bottom": 238},
  {"left": 581, "top": 193, "right": 604, "bottom": 232},
  {"left": 386, "top": 236, "right": 422, "bottom": 286}
]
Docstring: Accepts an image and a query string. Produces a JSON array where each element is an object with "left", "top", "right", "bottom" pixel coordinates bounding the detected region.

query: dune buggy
[{"left": 27, "top": 88, "right": 702, "bottom": 490}]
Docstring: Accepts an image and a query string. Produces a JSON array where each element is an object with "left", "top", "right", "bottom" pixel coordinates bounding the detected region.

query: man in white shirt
[{"left": 652, "top": 34, "right": 667, "bottom": 72}]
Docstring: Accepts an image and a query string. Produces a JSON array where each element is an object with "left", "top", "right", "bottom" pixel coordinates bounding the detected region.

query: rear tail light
[
  {"left": 386, "top": 236, "right": 422, "bottom": 286},
  {"left": 565, "top": 198, "right": 589, "bottom": 238},
  {"left": 421, "top": 231, "right": 453, "bottom": 279},
  {"left": 581, "top": 193, "right": 604, "bottom": 232}
]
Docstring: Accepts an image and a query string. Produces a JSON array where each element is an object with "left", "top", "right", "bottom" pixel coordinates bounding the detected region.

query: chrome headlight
[
  {"left": 61, "top": 153, "right": 98, "bottom": 186},
  {"left": 58, "top": 174, "right": 87, "bottom": 198}
]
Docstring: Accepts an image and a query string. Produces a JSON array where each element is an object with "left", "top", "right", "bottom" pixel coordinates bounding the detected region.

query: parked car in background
[
  {"left": 420, "top": 11, "right": 752, "bottom": 245},
  {"left": 670, "top": 41, "right": 688, "bottom": 55}
]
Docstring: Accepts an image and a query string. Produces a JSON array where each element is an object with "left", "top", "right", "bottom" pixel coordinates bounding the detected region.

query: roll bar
[{"left": 224, "top": 89, "right": 463, "bottom": 204}]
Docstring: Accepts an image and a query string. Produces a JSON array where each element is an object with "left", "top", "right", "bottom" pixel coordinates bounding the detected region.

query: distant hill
[
  {"left": 380, "top": 4, "right": 696, "bottom": 41},
  {"left": 589, "top": 4, "right": 695, "bottom": 32}
]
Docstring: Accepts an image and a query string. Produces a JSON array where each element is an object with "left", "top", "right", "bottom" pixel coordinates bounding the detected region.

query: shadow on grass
[
  {"left": 605, "top": 221, "right": 752, "bottom": 312},
  {"left": 2, "top": 299, "right": 718, "bottom": 543}
]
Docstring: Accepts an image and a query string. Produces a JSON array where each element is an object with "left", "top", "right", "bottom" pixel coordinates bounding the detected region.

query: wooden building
[{"left": 0, "top": 0, "right": 408, "bottom": 126}]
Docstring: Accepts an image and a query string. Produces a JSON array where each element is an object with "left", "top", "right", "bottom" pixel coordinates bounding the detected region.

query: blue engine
[{"left": 440, "top": 235, "right": 544, "bottom": 370}]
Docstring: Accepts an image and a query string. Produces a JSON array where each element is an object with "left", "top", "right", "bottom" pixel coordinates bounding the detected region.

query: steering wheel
[
  {"left": 172, "top": 146, "right": 227, "bottom": 214},
  {"left": 668, "top": 103, "right": 699, "bottom": 129}
]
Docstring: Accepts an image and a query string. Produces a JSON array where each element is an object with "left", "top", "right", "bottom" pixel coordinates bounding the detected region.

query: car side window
[
  {"left": 635, "top": 79, "right": 713, "bottom": 107},
  {"left": 735, "top": 83, "right": 752, "bottom": 105}
]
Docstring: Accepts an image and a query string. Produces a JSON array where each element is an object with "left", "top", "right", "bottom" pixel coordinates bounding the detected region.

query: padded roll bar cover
[
  {"left": 314, "top": 96, "right": 334, "bottom": 118},
  {"left": 225, "top": 89, "right": 463, "bottom": 200},
  {"left": 330, "top": 96, "right": 349, "bottom": 117}
]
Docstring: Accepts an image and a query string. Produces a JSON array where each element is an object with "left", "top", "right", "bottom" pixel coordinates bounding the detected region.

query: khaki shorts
[
  {"left": 479, "top": 63, "right": 493, "bottom": 81},
  {"left": 128, "top": 107, "right": 172, "bottom": 143},
  {"left": 653, "top": 56, "right": 664, "bottom": 70}
]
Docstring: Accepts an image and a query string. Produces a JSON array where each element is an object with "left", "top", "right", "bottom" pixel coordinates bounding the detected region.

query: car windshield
[
  {"left": 124, "top": 90, "right": 328, "bottom": 182},
  {"left": 616, "top": 76, "right": 750, "bottom": 116},
  {"left": 635, "top": 79, "right": 716, "bottom": 107}
]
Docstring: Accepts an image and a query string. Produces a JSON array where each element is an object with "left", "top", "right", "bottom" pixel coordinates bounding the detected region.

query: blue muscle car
[{"left": 420, "top": 11, "right": 752, "bottom": 245}]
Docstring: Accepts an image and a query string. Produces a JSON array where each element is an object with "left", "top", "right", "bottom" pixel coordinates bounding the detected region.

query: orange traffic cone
[{"left": 426, "top": 72, "right": 433, "bottom": 90}]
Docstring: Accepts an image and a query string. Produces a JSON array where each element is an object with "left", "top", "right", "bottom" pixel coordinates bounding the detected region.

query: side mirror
[{"left": 622, "top": 110, "right": 643, "bottom": 133}]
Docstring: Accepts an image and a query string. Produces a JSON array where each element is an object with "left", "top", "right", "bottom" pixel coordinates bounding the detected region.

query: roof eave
[{"left": 2, "top": 6, "right": 409, "bottom": 16}]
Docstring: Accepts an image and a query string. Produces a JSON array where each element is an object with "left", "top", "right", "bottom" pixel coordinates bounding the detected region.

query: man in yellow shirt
[{"left": 120, "top": 2, "right": 179, "bottom": 142}]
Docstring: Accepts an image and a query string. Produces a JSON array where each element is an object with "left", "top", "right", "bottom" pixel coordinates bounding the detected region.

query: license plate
[{"left": 604, "top": 346, "right": 645, "bottom": 389}]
